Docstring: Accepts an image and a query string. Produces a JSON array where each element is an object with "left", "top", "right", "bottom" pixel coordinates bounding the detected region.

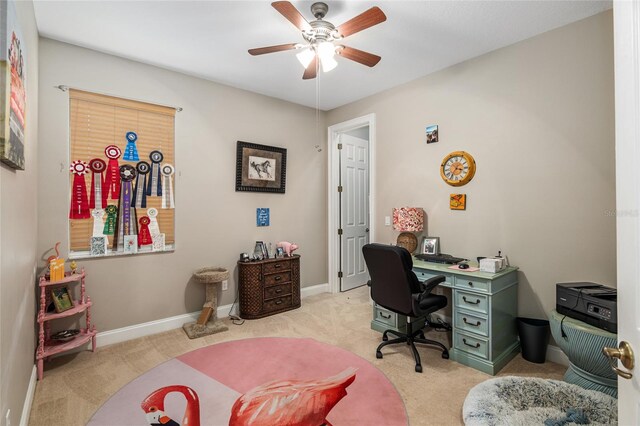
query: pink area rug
[{"left": 89, "top": 337, "right": 407, "bottom": 426}]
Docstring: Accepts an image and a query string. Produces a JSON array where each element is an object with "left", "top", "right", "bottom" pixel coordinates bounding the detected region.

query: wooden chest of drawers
[{"left": 238, "top": 255, "right": 301, "bottom": 319}]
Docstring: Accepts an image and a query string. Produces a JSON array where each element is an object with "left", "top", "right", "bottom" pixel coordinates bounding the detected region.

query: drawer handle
[
  {"left": 275, "top": 288, "right": 282, "bottom": 294},
  {"left": 467, "top": 281, "right": 473, "bottom": 287},
  {"left": 274, "top": 264, "right": 281, "bottom": 269},
  {"left": 379, "top": 312, "right": 391, "bottom": 320},
  {"left": 275, "top": 276, "right": 282, "bottom": 281},
  {"left": 463, "top": 317, "right": 481, "bottom": 327},
  {"left": 463, "top": 296, "right": 481, "bottom": 305},
  {"left": 275, "top": 299, "right": 283, "bottom": 305},
  {"left": 463, "top": 338, "right": 481, "bottom": 349}
]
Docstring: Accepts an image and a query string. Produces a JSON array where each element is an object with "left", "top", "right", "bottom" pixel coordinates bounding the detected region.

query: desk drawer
[
  {"left": 455, "top": 310, "right": 488, "bottom": 337},
  {"left": 264, "top": 260, "right": 291, "bottom": 274},
  {"left": 455, "top": 331, "right": 489, "bottom": 359},
  {"left": 455, "top": 276, "right": 490, "bottom": 293},
  {"left": 415, "top": 269, "right": 452, "bottom": 286},
  {"left": 265, "top": 272, "right": 291, "bottom": 287},
  {"left": 373, "top": 305, "right": 400, "bottom": 328},
  {"left": 455, "top": 290, "right": 489, "bottom": 315}
]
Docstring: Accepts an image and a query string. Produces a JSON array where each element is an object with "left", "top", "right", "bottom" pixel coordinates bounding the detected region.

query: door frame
[
  {"left": 613, "top": 0, "right": 639, "bottom": 421},
  {"left": 328, "top": 114, "right": 376, "bottom": 294}
]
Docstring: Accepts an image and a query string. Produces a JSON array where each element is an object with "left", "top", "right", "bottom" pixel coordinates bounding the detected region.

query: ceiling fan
[{"left": 248, "top": 1, "right": 387, "bottom": 80}]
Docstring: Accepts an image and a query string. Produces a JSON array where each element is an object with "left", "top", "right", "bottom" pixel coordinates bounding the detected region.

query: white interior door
[
  {"left": 613, "top": 1, "right": 640, "bottom": 422},
  {"left": 340, "top": 133, "right": 369, "bottom": 291}
]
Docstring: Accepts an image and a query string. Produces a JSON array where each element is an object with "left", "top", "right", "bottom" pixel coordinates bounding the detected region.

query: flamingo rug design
[
  {"left": 142, "top": 368, "right": 356, "bottom": 426},
  {"left": 89, "top": 337, "right": 407, "bottom": 426},
  {"left": 141, "top": 385, "right": 200, "bottom": 426}
]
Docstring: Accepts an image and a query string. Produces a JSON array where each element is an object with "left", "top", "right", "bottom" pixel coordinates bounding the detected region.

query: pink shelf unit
[{"left": 36, "top": 268, "right": 97, "bottom": 380}]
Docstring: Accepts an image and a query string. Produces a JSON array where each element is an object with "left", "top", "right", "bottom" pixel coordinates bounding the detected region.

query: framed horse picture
[{"left": 235, "top": 141, "right": 287, "bottom": 193}]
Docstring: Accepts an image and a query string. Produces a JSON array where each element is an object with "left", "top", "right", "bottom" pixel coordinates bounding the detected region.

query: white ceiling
[{"left": 33, "top": 1, "right": 611, "bottom": 111}]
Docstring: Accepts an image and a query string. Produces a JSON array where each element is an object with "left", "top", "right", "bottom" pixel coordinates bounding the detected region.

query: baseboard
[
  {"left": 92, "top": 283, "right": 329, "bottom": 348},
  {"left": 301, "top": 282, "right": 330, "bottom": 298},
  {"left": 546, "top": 344, "right": 569, "bottom": 366},
  {"left": 19, "top": 366, "right": 37, "bottom": 426}
]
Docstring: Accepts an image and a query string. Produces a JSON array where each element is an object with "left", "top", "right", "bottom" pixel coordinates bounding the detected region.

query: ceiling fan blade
[
  {"left": 336, "top": 7, "right": 386, "bottom": 38},
  {"left": 338, "top": 46, "right": 381, "bottom": 67},
  {"left": 302, "top": 56, "right": 318, "bottom": 80},
  {"left": 272, "top": 1, "right": 312, "bottom": 32},
  {"left": 248, "top": 43, "right": 298, "bottom": 56}
]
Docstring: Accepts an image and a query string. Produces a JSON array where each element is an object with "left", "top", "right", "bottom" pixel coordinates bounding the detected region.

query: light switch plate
[{"left": 385, "top": 216, "right": 391, "bottom": 226}]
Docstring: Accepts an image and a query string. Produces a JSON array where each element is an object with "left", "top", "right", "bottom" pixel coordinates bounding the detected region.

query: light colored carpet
[{"left": 28, "top": 286, "right": 565, "bottom": 425}]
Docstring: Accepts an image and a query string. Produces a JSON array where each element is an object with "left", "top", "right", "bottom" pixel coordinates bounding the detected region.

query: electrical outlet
[
  {"left": 384, "top": 216, "right": 391, "bottom": 226},
  {"left": 222, "top": 280, "right": 228, "bottom": 291},
  {"left": 5, "top": 408, "right": 11, "bottom": 426}
]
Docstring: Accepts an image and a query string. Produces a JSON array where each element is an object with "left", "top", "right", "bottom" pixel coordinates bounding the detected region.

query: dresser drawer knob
[
  {"left": 275, "top": 275, "right": 282, "bottom": 281},
  {"left": 468, "top": 281, "right": 473, "bottom": 287},
  {"left": 463, "top": 296, "right": 481, "bottom": 305},
  {"left": 463, "top": 338, "right": 481, "bottom": 349},
  {"left": 275, "top": 288, "right": 282, "bottom": 294},
  {"left": 463, "top": 317, "right": 481, "bottom": 327},
  {"left": 379, "top": 312, "right": 391, "bottom": 320},
  {"left": 274, "top": 264, "right": 281, "bottom": 269},
  {"left": 275, "top": 299, "right": 283, "bottom": 305}
]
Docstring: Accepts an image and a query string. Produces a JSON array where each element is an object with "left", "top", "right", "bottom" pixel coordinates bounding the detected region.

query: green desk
[{"left": 371, "top": 259, "right": 519, "bottom": 375}]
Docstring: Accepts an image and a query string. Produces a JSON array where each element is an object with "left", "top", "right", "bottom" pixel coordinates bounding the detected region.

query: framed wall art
[
  {"left": 236, "top": 141, "right": 287, "bottom": 193},
  {"left": 0, "top": 0, "right": 27, "bottom": 170},
  {"left": 426, "top": 125, "right": 438, "bottom": 144},
  {"left": 450, "top": 193, "right": 466, "bottom": 210}
]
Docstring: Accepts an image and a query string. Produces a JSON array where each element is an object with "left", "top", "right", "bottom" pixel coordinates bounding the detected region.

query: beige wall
[
  {"left": 38, "top": 38, "right": 328, "bottom": 332},
  {"left": 0, "top": 0, "right": 39, "bottom": 423},
  {"left": 327, "top": 11, "right": 615, "bottom": 320}
]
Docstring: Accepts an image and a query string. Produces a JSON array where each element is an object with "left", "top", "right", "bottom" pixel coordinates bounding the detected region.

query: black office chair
[{"left": 363, "top": 243, "right": 449, "bottom": 373}]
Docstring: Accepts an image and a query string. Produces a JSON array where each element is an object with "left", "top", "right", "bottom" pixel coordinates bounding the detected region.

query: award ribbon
[
  {"left": 89, "top": 158, "right": 107, "bottom": 209},
  {"left": 138, "top": 216, "right": 153, "bottom": 247},
  {"left": 123, "top": 131, "right": 140, "bottom": 161},
  {"left": 103, "top": 205, "right": 118, "bottom": 235},
  {"left": 146, "top": 150, "right": 163, "bottom": 196},
  {"left": 69, "top": 160, "right": 91, "bottom": 219},
  {"left": 91, "top": 209, "right": 105, "bottom": 236},
  {"left": 147, "top": 207, "right": 161, "bottom": 242},
  {"left": 161, "top": 164, "right": 175, "bottom": 209},
  {"left": 104, "top": 145, "right": 122, "bottom": 200},
  {"left": 132, "top": 161, "right": 150, "bottom": 208},
  {"left": 115, "top": 165, "right": 137, "bottom": 250}
]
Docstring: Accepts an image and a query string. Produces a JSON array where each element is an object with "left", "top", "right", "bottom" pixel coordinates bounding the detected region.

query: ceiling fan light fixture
[
  {"left": 317, "top": 41, "right": 336, "bottom": 60},
  {"left": 296, "top": 48, "right": 315, "bottom": 69},
  {"left": 320, "top": 54, "right": 338, "bottom": 72}
]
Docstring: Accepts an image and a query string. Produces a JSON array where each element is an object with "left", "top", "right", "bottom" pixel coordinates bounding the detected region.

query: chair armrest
[{"left": 419, "top": 275, "right": 445, "bottom": 300}]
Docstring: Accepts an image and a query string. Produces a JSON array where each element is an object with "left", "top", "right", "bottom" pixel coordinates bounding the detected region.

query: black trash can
[{"left": 517, "top": 317, "right": 550, "bottom": 363}]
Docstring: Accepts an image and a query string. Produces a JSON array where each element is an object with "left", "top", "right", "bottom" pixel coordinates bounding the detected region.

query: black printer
[{"left": 556, "top": 282, "right": 617, "bottom": 333}]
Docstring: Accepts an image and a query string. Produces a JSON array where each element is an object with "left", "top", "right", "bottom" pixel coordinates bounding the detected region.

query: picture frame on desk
[
  {"left": 421, "top": 237, "right": 440, "bottom": 255},
  {"left": 51, "top": 285, "right": 73, "bottom": 313}
]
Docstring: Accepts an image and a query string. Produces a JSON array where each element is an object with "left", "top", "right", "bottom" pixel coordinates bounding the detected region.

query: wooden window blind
[{"left": 68, "top": 89, "right": 175, "bottom": 255}]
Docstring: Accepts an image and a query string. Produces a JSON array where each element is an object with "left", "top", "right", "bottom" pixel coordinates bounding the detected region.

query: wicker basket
[{"left": 193, "top": 267, "right": 229, "bottom": 283}]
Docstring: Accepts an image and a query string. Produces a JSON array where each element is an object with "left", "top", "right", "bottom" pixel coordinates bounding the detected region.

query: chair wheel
[
  {"left": 415, "top": 364, "right": 423, "bottom": 373},
  {"left": 418, "top": 332, "right": 425, "bottom": 339},
  {"left": 442, "top": 351, "right": 450, "bottom": 359},
  {"left": 376, "top": 351, "right": 383, "bottom": 359}
]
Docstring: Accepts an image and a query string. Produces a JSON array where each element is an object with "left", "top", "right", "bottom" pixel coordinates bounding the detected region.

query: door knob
[
  {"left": 365, "top": 228, "right": 369, "bottom": 232},
  {"left": 602, "top": 341, "right": 634, "bottom": 379}
]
